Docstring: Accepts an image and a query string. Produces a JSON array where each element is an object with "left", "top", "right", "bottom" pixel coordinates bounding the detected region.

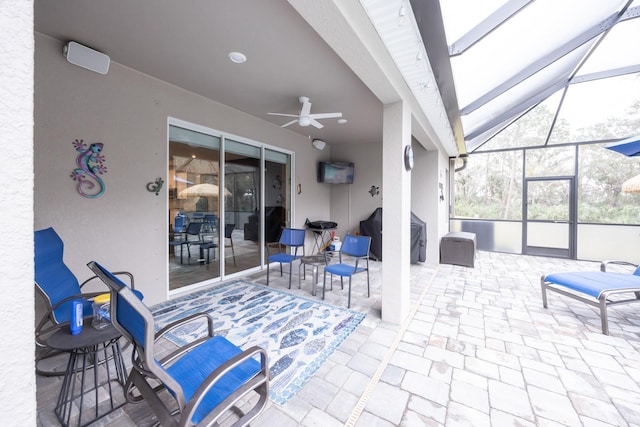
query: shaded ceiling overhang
[{"left": 410, "top": 0, "right": 466, "bottom": 156}]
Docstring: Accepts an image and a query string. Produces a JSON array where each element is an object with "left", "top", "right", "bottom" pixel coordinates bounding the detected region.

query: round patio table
[{"left": 47, "top": 322, "right": 127, "bottom": 427}]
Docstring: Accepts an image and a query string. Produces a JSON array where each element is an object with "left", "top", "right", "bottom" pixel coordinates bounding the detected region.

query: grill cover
[{"left": 359, "top": 208, "right": 426, "bottom": 263}]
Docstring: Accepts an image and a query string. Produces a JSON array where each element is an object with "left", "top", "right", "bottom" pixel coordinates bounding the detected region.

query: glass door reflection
[
  {"left": 224, "top": 140, "right": 262, "bottom": 274},
  {"left": 169, "top": 125, "right": 221, "bottom": 290},
  {"left": 263, "top": 149, "right": 291, "bottom": 263},
  {"left": 168, "top": 122, "right": 293, "bottom": 291}
]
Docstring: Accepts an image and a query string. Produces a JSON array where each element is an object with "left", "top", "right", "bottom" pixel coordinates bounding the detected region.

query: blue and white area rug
[{"left": 151, "top": 280, "right": 365, "bottom": 405}]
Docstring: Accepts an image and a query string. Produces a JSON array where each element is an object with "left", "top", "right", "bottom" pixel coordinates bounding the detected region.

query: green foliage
[
  {"left": 455, "top": 84, "right": 640, "bottom": 225},
  {"left": 454, "top": 150, "right": 523, "bottom": 220}
]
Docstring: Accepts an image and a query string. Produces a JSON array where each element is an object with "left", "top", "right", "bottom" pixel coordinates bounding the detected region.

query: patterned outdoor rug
[{"left": 150, "top": 280, "right": 365, "bottom": 405}]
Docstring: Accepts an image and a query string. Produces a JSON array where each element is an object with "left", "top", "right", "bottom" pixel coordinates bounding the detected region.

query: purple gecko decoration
[{"left": 70, "top": 139, "right": 107, "bottom": 198}]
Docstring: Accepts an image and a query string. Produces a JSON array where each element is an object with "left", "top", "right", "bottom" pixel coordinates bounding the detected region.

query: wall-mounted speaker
[
  {"left": 63, "top": 41, "right": 110, "bottom": 74},
  {"left": 312, "top": 139, "right": 326, "bottom": 150}
]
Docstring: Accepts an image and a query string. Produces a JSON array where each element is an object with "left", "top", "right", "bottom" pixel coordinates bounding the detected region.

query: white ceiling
[{"left": 34, "top": 0, "right": 385, "bottom": 147}]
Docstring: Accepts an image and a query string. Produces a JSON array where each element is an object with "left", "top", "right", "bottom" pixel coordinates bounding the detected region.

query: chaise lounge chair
[
  {"left": 541, "top": 260, "right": 640, "bottom": 335},
  {"left": 88, "top": 260, "right": 269, "bottom": 427},
  {"left": 34, "top": 227, "right": 141, "bottom": 376}
]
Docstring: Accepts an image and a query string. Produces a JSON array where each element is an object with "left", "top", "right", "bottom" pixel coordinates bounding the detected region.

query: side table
[
  {"left": 47, "top": 323, "right": 127, "bottom": 427},
  {"left": 298, "top": 254, "right": 329, "bottom": 296}
]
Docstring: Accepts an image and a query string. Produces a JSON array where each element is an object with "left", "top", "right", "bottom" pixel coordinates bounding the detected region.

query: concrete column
[
  {"left": 0, "top": 1, "right": 36, "bottom": 425},
  {"left": 381, "top": 101, "right": 411, "bottom": 324}
]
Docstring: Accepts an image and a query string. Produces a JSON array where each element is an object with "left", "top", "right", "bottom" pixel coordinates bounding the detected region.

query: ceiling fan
[{"left": 268, "top": 96, "right": 342, "bottom": 129}]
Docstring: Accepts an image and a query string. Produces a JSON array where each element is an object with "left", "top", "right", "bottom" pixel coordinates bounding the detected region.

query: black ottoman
[{"left": 440, "top": 232, "right": 476, "bottom": 267}]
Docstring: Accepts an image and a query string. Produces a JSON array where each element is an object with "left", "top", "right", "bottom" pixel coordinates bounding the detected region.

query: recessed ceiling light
[
  {"left": 338, "top": 118, "right": 347, "bottom": 124},
  {"left": 228, "top": 51, "right": 247, "bottom": 64}
]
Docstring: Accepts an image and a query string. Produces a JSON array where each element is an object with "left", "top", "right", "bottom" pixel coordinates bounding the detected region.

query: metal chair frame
[
  {"left": 88, "top": 261, "right": 269, "bottom": 427},
  {"left": 322, "top": 235, "right": 371, "bottom": 308},
  {"left": 266, "top": 228, "right": 306, "bottom": 289}
]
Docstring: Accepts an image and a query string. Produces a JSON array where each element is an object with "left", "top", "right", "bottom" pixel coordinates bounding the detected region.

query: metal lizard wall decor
[{"left": 70, "top": 139, "right": 107, "bottom": 198}]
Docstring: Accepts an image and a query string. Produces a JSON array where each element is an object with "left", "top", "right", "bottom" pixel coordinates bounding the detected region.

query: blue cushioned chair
[
  {"left": 87, "top": 261, "right": 269, "bottom": 427},
  {"left": 542, "top": 260, "right": 640, "bottom": 335},
  {"left": 174, "top": 214, "right": 188, "bottom": 233},
  {"left": 34, "top": 227, "right": 140, "bottom": 376},
  {"left": 266, "top": 228, "right": 306, "bottom": 289},
  {"left": 322, "top": 235, "right": 371, "bottom": 308},
  {"left": 169, "top": 222, "right": 204, "bottom": 264}
]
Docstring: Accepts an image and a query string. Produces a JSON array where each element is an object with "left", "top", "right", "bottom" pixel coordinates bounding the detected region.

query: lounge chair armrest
[
  {"left": 182, "top": 345, "right": 269, "bottom": 423},
  {"left": 600, "top": 260, "right": 639, "bottom": 272},
  {"left": 154, "top": 313, "right": 216, "bottom": 366},
  {"left": 80, "top": 271, "right": 135, "bottom": 290},
  {"left": 155, "top": 312, "right": 214, "bottom": 342}
]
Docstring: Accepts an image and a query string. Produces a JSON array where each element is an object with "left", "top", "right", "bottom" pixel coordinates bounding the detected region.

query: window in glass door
[
  {"left": 168, "top": 125, "right": 221, "bottom": 290},
  {"left": 168, "top": 121, "right": 293, "bottom": 291},
  {"left": 263, "top": 148, "right": 291, "bottom": 263},
  {"left": 224, "top": 139, "right": 262, "bottom": 273}
]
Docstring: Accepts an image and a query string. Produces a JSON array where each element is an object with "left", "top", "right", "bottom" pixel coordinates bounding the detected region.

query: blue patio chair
[
  {"left": 169, "top": 222, "right": 204, "bottom": 264},
  {"left": 322, "top": 235, "right": 371, "bottom": 308},
  {"left": 203, "top": 214, "right": 217, "bottom": 233},
  {"left": 87, "top": 261, "right": 269, "bottom": 427},
  {"left": 225, "top": 223, "right": 236, "bottom": 266},
  {"left": 34, "top": 227, "right": 140, "bottom": 376},
  {"left": 266, "top": 228, "right": 306, "bottom": 289},
  {"left": 174, "top": 214, "right": 188, "bottom": 233}
]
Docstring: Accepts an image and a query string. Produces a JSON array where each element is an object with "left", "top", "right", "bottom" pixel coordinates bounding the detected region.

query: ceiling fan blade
[
  {"left": 300, "top": 100, "right": 312, "bottom": 117},
  {"left": 281, "top": 119, "right": 298, "bottom": 128},
  {"left": 309, "top": 118, "right": 324, "bottom": 129},
  {"left": 268, "top": 112, "right": 299, "bottom": 118},
  {"left": 308, "top": 112, "right": 342, "bottom": 119}
]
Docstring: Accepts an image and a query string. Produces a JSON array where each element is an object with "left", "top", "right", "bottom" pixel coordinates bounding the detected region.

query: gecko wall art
[{"left": 70, "top": 139, "right": 108, "bottom": 198}]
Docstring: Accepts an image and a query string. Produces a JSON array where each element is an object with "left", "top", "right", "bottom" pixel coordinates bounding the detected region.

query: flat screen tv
[{"left": 318, "top": 161, "right": 354, "bottom": 184}]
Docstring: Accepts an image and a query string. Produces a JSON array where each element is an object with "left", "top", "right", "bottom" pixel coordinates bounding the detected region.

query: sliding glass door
[
  {"left": 263, "top": 148, "right": 291, "bottom": 262},
  {"left": 169, "top": 125, "right": 222, "bottom": 290},
  {"left": 168, "top": 120, "right": 292, "bottom": 292},
  {"left": 224, "top": 139, "right": 262, "bottom": 274}
]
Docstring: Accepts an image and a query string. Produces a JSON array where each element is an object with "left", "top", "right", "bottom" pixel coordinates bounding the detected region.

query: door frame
[
  {"left": 522, "top": 176, "right": 577, "bottom": 258},
  {"left": 167, "top": 117, "right": 295, "bottom": 294}
]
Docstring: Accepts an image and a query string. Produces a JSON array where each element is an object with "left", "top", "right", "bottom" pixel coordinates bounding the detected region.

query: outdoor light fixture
[
  {"left": 312, "top": 139, "right": 326, "bottom": 150},
  {"left": 228, "top": 51, "right": 247, "bottom": 64},
  {"left": 397, "top": 4, "right": 406, "bottom": 26}
]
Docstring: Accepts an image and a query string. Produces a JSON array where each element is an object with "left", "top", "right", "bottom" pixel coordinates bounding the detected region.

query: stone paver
[
  {"left": 364, "top": 381, "right": 409, "bottom": 425},
  {"left": 488, "top": 380, "right": 535, "bottom": 421},
  {"left": 529, "top": 386, "right": 581, "bottom": 425},
  {"left": 36, "top": 251, "right": 640, "bottom": 427}
]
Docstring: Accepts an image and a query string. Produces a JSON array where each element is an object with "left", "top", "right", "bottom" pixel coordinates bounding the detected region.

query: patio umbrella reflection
[
  {"left": 622, "top": 174, "right": 640, "bottom": 193},
  {"left": 178, "top": 183, "right": 231, "bottom": 198}
]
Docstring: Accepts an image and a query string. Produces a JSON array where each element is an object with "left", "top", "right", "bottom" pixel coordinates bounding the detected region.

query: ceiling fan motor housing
[{"left": 268, "top": 96, "right": 342, "bottom": 129}]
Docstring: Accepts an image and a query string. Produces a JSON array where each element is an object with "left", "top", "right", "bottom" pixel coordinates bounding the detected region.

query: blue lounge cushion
[
  {"left": 165, "top": 335, "right": 261, "bottom": 424},
  {"left": 544, "top": 271, "right": 640, "bottom": 299}
]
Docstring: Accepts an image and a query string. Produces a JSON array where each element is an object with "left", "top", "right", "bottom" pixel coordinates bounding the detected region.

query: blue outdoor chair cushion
[
  {"left": 268, "top": 253, "right": 300, "bottom": 264},
  {"left": 544, "top": 271, "right": 640, "bottom": 299},
  {"left": 165, "top": 335, "right": 262, "bottom": 424},
  {"left": 325, "top": 263, "right": 367, "bottom": 277}
]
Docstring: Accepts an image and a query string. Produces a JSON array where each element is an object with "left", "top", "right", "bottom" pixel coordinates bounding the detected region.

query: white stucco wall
[
  {"left": 0, "top": 1, "right": 36, "bottom": 425},
  {"left": 412, "top": 143, "right": 449, "bottom": 263},
  {"left": 34, "top": 33, "right": 332, "bottom": 306},
  {"left": 328, "top": 142, "right": 383, "bottom": 238},
  {"left": 330, "top": 136, "right": 449, "bottom": 265}
]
